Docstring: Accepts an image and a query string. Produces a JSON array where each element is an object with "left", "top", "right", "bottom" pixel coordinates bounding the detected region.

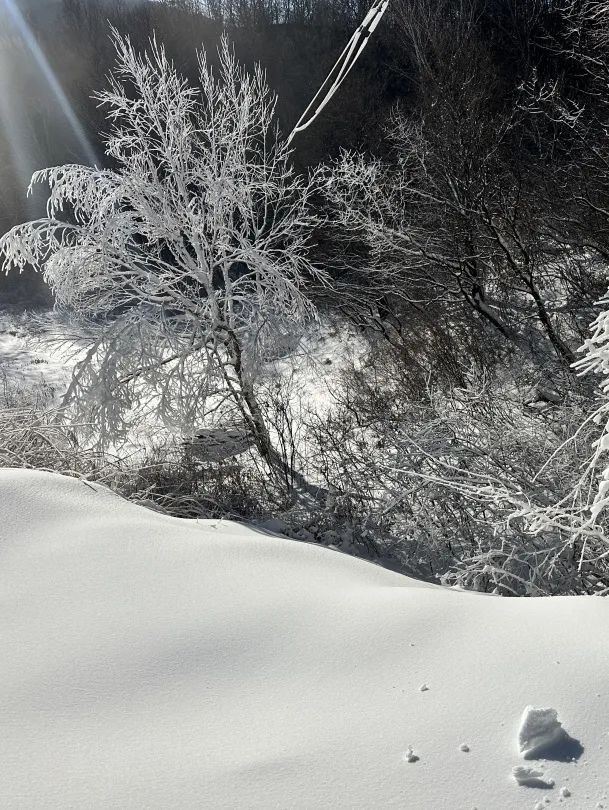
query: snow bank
[{"left": 1, "top": 469, "right": 609, "bottom": 809}]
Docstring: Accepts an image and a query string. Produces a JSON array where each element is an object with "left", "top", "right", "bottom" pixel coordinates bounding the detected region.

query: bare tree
[
  {"left": 324, "top": 81, "right": 595, "bottom": 365},
  {"left": 0, "top": 32, "right": 325, "bottom": 474}
]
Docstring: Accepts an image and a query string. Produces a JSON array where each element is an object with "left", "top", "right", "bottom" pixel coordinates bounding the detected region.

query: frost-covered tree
[{"left": 0, "top": 32, "right": 325, "bottom": 465}]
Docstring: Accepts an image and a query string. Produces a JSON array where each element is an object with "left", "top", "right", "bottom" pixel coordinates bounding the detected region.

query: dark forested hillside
[{"left": 3, "top": 0, "right": 596, "bottom": 302}]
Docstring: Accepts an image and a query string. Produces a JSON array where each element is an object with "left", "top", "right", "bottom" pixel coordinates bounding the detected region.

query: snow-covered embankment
[{"left": 1, "top": 469, "right": 608, "bottom": 808}]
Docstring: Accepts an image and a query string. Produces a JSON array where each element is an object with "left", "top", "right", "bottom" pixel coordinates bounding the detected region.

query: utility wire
[{"left": 286, "top": 0, "right": 390, "bottom": 146}]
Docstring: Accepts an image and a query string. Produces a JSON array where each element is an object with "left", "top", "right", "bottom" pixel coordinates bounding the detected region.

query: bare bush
[
  {"left": 302, "top": 344, "right": 609, "bottom": 594},
  {"left": 0, "top": 370, "right": 272, "bottom": 519}
]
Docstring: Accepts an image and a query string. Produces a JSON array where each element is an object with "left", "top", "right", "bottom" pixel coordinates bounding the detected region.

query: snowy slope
[{"left": 1, "top": 469, "right": 609, "bottom": 809}]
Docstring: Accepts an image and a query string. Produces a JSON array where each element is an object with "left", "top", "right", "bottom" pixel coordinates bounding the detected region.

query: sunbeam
[
  {"left": 0, "top": 44, "right": 32, "bottom": 188},
  {"left": 0, "top": 0, "right": 98, "bottom": 169}
]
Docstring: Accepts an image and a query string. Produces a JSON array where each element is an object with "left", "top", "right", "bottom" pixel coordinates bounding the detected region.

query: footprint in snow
[{"left": 512, "top": 765, "right": 555, "bottom": 789}]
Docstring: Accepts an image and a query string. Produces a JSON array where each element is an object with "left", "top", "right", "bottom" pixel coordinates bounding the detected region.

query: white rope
[{"left": 286, "top": 0, "right": 391, "bottom": 146}]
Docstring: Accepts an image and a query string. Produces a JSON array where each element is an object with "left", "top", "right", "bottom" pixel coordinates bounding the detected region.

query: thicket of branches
[
  {"left": 5, "top": 0, "right": 609, "bottom": 593},
  {"left": 313, "top": 0, "right": 609, "bottom": 592}
]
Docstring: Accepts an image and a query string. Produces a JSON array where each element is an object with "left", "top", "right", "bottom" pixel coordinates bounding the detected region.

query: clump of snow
[
  {"left": 560, "top": 785, "right": 572, "bottom": 797},
  {"left": 518, "top": 706, "right": 568, "bottom": 759},
  {"left": 403, "top": 746, "right": 419, "bottom": 763},
  {"left": 512, "top": 765, "right": 555, "bottom": 788},
  {"left": 419, "top": 683, "right": 430, "bottom": 692},
  {"left": 459, "top": 743, "right": 470, "bottom": 752}
]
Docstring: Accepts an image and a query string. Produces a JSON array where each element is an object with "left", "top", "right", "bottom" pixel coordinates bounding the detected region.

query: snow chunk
[
  {"left": 403, "top": 746, "right": 419, "bottom": 763},
  {"left": 419, "top": 683, "right": 429, "bottom": 692},
  {"left": 518, "top": 706, "right": 567, "bottom": 759},
  {"left": 512, "top": 765, "right": 555, "bottom": 788},
  {"left": 459, "top": 743, "right": 470, "bottom": 752}
]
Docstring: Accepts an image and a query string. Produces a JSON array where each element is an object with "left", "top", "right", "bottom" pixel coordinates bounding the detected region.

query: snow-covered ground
[
  {"left": 2, "top": 468, "right": 609, "bottom": 809},
  {"left": 0, "top": 308, "right": 361, "bottom": 416},
  {"left": 0, "top": 308, "right": 79, "bottom": 392},
  {"left": 0, "top": 308, "right": 365, "bottom": 463}
]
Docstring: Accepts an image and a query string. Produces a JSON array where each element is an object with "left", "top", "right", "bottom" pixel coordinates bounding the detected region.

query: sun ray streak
[{"left": 0, "top": 0, "right": 98, "bottom": 168}]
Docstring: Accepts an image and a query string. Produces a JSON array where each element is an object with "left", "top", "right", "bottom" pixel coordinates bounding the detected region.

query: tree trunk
[
  {"left": 225, "top": 329, "right": 329, "bottom": 504},
  {"left": 522, "top": 273, "right": 577, "bottom": 365}
]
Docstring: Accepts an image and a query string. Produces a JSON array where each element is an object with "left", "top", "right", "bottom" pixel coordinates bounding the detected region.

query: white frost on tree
[{"left": 0, "top": 32, "right": 325, "bottom": 462}]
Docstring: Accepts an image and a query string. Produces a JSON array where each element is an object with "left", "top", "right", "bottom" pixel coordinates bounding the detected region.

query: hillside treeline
[{"left": 0, "top": 0, "right": 602, "bottom": 303}]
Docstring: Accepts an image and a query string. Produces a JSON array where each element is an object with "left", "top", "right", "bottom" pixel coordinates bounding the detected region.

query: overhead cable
[{"left": 286, "top": 0, "right": 390, "bottom": 146}]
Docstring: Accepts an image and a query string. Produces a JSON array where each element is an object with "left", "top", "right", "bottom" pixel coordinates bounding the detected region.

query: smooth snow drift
[{"left": 1, "top": 469, "right": 609, "bottom": 809}]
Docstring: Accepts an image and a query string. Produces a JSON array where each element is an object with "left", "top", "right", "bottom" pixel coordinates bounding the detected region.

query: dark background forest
[{"left": 0, "top": 0, "right": 600, "bottom": 305}]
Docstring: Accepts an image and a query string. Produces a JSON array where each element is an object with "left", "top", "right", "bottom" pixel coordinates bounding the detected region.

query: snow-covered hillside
[{"left": 1, "top": 468, "right": 609, "bottom": 809}]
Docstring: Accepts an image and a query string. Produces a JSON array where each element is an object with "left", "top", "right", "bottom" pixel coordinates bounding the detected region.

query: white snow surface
[
  {"left": 0, "top": 309, "right": 78, "bottom": 390},
  {"left": 2, "top": 469, "right": 609, "bottom": 809}
]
